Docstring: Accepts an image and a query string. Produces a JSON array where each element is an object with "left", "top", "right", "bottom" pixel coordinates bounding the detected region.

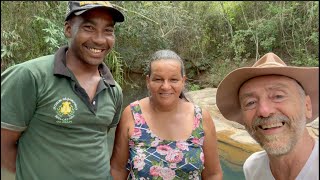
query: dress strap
[
  {"left": 190, "top": 105, "right": 205, "bottom": 142},
  {"left": 193, "top": 105, "right": 204, "bottom": 128},
  {"left": 129, "top": 100, "right": 141, "bottom": 113},
  {"left": 129, "top": 100, "right": 146, "bottom": 126}
]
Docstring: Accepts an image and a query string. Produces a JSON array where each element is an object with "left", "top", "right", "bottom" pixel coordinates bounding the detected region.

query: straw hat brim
[{"left": 216, "top": 66, "right": 319, "bottom": 125}]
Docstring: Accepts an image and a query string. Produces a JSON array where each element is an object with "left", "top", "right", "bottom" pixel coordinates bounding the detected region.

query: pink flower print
[
  {"left": 133, "top": 154, "right": 146, "bottom": 171},
  {"left": 191, "top": 138, "right": 200, "bottom": 145},
  {"left": 151, "top": 138, "right": 161, "bottom": 147},
  {"left": 137, "top": 142, "right": 145, "bottom": 148},
  {"left": 132, "top": 128, "right": 142, "bottom": 139},
  {"left": 131, "top": 101, "right": 139, "bottom": 105},
  {"left": 149, "top": 165, "right": 161, "bottom": 176},
  {"left": 136, "top": 148, "right": 144, "bottom": 154},
  {"left": 193, "top": 116, "right": 200, "bottom": 130},
  {"left": 165, "top": 149, "right": 184, "bottom": 163},
  {"left": 199, "top": 137, "right": 204, "bottom": 145},
  {"left": 156, "top": 145, "right": 172, "bottom": 155},
  {"left": 129, "top": 140, "right": 134, "bottom": 147},
  {"left": 134, "top": 113, "right": 145, "bottom": 125},
  {"left": 176, "top": 141, "right": 189, "bottom": 151},
  {"left": 196, "top": 111, "right": 202, "bottom": 119},
  {"left": 200, "top": 152, "right": 205, "bottom": 164},
  {"left": 169, "top": 163, "right": 177, "bottom": 169},
  {"left": 160, "top": 167, "right": 176, "bottom": 180}
]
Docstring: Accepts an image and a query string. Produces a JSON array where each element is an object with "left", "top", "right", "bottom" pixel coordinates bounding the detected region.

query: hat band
[{"left": 255, "top": 62, "right": 287, "bottom": 68}]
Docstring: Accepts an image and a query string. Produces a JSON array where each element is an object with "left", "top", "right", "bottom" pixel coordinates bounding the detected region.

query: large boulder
[{"left": 185, "top": 88, "right": 319, "bottom": 166}]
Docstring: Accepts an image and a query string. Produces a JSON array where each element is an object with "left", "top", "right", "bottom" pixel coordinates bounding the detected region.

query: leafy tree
[{"left": 1, "top": 1, "right": 318, "bottom": 88}]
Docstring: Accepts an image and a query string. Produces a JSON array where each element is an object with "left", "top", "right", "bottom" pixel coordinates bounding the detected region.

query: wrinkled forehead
[{"left": 239, "top": 75, "right": 302, "bottom": 93}]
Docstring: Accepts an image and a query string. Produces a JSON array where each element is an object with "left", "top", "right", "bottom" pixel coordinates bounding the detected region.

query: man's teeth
[
  {"left": 88, "top": 48, "right": 103, "bottom": 53},
  {"left": 260, "top": 122, "right": 283, "bottom": 130}
]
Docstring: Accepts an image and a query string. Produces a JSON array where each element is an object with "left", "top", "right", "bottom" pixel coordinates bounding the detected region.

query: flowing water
[{"left": 220, "top": 160, "right": 245, "bottom": 180}]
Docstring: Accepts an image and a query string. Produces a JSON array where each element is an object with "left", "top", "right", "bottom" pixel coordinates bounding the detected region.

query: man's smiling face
[
  {"left": 65, "top": 8, "right": 115, "bottom": 66},
  {"left": 239, "top": 75, "right": 312, "bottom": 156}
]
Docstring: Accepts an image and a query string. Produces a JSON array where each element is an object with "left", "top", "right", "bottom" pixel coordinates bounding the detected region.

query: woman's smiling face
[{"left": 147, "top": 59, "right": 186, "bottom": 107}]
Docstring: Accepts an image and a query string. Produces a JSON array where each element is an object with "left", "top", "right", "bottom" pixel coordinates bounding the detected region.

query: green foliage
[
  {"left": 1, "top": 1, "right": 318, "bottom": 87},
  {"left": 105, "top": 50, "right": 126, "bottom": 86},
  {"left": 230, "top": 30, "right": 252, "bottom": 63},
  {"left": 1, "top": 30, "right": 21, "bottom": 69},
  {"left": 34, "top": 16, "right": 67, "bottom": 53},
  {"left": 292, "top": 49, "right": 319, "bottom": 67},
  {"left": 209, "top": 59, "right": 233, "bottom": 87},
  {"left": 187, "top": 83, "right": 201, "bottom": 91},
  {"left": 1, "top": 2, "right": 67, "bottom": 71}
]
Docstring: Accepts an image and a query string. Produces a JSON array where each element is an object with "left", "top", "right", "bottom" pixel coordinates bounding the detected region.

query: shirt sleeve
[
  {"left": 243, "top": 157, "right": 252, "bottom": 180},
  {"left": 1, "top": 64, "right": 38, "bottom": 131}
]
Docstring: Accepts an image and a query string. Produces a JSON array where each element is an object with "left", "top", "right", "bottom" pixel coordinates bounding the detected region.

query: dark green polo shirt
[{"left": 1, "top": 46, "right": 123, "bottom": 180}]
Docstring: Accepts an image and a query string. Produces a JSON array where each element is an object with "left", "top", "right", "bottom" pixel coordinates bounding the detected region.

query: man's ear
[
  {"left": 305, "top": 95, "right": 312, "bottom": 119},
  {"left": 64, "top": 21, "right": 72, "bottom": 38}
]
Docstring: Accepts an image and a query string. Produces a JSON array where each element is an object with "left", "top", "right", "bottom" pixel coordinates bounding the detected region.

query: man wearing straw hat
[{"left": 216, "top": 52, "right": 319, "bottom": 180}]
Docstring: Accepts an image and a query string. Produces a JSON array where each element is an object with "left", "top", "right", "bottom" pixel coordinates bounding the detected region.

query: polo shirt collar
[{"left": 53, "top": 45, "right": 116, "bottom": 86}]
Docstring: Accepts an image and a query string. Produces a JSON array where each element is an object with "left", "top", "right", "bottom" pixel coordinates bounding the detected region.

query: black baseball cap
[{"left": 65, "top": 1, "right": 124, "bottom": 22}]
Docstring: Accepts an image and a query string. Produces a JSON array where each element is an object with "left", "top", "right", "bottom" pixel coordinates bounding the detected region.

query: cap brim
[
  {"left": 67, "top": 6, "right": 124, "bottom": 22},
  {"left": 216, "top": 67, "right": 319, "bottom": 125}
]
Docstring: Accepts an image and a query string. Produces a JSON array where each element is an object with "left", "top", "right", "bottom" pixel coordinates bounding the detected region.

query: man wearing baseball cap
[
  {"left": 1, "top": 1, "right": 124, "bottom": 179},
  {"left": 216, "top": 53, "right": 319, "bottom": 180}
]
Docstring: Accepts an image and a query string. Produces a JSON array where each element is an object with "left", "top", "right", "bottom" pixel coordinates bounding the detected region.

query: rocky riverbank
[{"left": 185, "top": 88, "right": 319, "bottom": 167}]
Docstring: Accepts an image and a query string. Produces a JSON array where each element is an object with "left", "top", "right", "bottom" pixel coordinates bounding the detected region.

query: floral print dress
[{"left": 126, "top": 101, "right": 205, "bottom": 180}]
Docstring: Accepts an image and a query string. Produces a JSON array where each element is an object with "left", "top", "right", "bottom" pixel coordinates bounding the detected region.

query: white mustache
[{"left": 253, "top": 114, "right": 290, "bottom": 128}]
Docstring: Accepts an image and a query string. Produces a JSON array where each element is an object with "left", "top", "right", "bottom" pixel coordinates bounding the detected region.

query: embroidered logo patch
[{"left": 53, "top": 97, "right": 78, "bottom": 123}]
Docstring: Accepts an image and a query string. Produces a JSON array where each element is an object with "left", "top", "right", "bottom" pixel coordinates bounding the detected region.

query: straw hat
[{"left": 216, "top": 52, "right": 319, "bottom": 125}]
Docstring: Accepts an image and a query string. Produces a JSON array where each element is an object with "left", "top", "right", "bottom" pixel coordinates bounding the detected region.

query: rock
[{"left": 185, "top": 88, "right": 319, "bottom": 165}]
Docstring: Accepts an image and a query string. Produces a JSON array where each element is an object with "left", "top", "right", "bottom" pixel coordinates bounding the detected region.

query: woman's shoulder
[
  {"left": 127, "top": 98, "right": 148, "bottom": 108},
  {"left": 181, "top": 99, "right": 195, "bottom": 108},
  {"left": 184, "top": 102, "right": 206, "bottom": 116},
  {"left": 135, "top": 97, "right": 149, "bottom": 111}
]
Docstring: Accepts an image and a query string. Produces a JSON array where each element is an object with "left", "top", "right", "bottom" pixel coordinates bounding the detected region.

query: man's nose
[
  {"left": 257, "top": 99, "right": 275, "bottom": 118},
  {"left": 92, "top": 32, "right": 106, "bottom": 45}
]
